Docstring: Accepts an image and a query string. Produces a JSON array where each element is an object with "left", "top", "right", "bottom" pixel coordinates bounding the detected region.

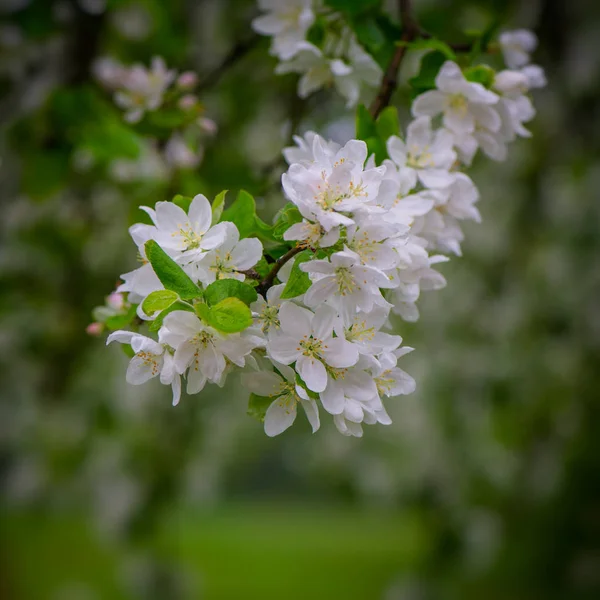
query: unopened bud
[
  {"left": 177, "top": 71, "right": 198, "bottom": 89},
  {"left": 86, "top": 322, "right": 104, "bottom": 336},
  {"left": 198, "top": 117, "right": 218, "bottom": 136},
  {"left": 107, "top": 292, "right": 125, "bottom": 311},
  {"left": 178, "top": 94, "right": 198, "bottom": 111}
]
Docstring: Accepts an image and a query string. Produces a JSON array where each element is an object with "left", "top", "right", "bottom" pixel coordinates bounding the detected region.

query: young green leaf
[
  {"left": 273, "top": 203, "right": 303, "bottom": 240},
  {"left": 144, "top": 240, "right": 202, "bottom": 300},
  {"left": 141, "top": 290, "right": 179, "bottom": 316},
  {"left": 247, "top": 393, "right": 272, "bottom": 422},
  {"left": 464, "top": 65, "right": 495, "bottom": 88},
  {"left": 199, "top": 297, "right": 253, "bottom": 333},
  {"left": 203, "top": 279, "right": 258, "bottom": 307},
  {"left": 211, "top": 189, "right": 227, "bottom": 225},
  {"left": 105, "top": 304, "right": 138, "bottom": 331},
  {"left": 409, "top": 50, "right": 447, "bottom": 96},
  {"left": 149, "top": 300, "right": 196, "bottom": 332},
  {"left": 221, "top": 189, "right": 257, "bottom": 239},
  {"left": 375, "top": 106, "right": 400, "bottom": 142},
  {"left": 356, "top": 104, "right": 377, "bottom": 141},
  {"left": 399, "top": 38, "right": 457, "bottom": 60},
  {"left": 280, "top": 250, "right": 313, "bottom": 299},
  {"left": 172, "top": 194, "right": 193, "bottom": 212}
]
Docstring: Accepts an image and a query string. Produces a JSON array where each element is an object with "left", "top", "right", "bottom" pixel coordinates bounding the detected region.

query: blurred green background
[{"left": 1, "top": 0, "right": 599, "bottom": 598}]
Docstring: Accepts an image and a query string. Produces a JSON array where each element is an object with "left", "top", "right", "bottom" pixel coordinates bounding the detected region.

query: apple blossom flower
[
  {"left": 268, "top": 303, "right": 359, "bottom": 393},
  {"left": 107, "top": 331, "right": 181, "bottom": 405},
  {"left": 242, "top": 363, "right": 320, "bottom": 436},
  {"left": 499, "top": 29, "right": 538, "bottom": 70},
  {"left": 412, "top": 61, "right": 500, "bottom": 137}
]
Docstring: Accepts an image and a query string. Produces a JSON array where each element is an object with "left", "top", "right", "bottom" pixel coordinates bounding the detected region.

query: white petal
[
  {"left": 267, "top": 335, "right": 302, "bottom": 365},
  {"left": 126, "top": 355, "right": 160, "bottom": 384},
  {"left": 296, "top": 355, "right": 327, "bottom": 392},
  {"left": 278, "top": 302, "right": 313, "bottom": 339},
  {"left": 322, "top": 338, "right": 359, "bottom": 368},
  {"left": 200, "top": 222, "right": 229, "bottom": 250},
  {"left": 242, "top": 371, "right": 282, "bottom": 397},
  {"left": 231, "top": 237, "right": 263, "bottom": 270},
  {"left": 155, "top": 201, "right": 188, "bottom": 233},
  {"left": 320, "top": 380, "right": 345, "bottom": 414},
  {"left": 189, "top": 194, "right": 212, "bottom": 235},
  {"left": 311, "top": 304, "right": 337, "bottom": 341},
  {"left": 412, "top": 90, "right": 446, "bottom": 117},
  {"left": 264, "top": 398, "right": 297, "bottom": 437}
]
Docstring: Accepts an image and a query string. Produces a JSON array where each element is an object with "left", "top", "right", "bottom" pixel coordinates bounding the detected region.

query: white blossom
[
  {"left": 242, "top": 363, "right": 320, "bottom": 436},
  {"left": 252, "top": 0, "right": 315, "bottom": 61},
  {"left": 499, "top": 29, "right": 538, "bottom": 70},
  {"left": 107, "top": 331, "right": 181, "bottom": 405}
]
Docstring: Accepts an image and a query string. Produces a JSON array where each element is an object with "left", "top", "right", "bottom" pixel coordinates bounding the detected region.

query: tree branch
[
  {"left": 369, "top": 0, "right": 419, "bottom": 119},
  {"left": 256, "top": 245, "right": 306, "bottom": 296}
]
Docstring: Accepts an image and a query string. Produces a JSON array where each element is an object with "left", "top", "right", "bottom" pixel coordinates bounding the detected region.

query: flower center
[
  {"left": 375, "top": 371, "right": 395, "bottom": 395},
  {"left": 335, "top": 266, "right": 357, "bottom": 296},
  {"left": 407, "top": 144, "right": 434, "bottom": 168},
  {"left": 174, "top": 225, "right": 203, "bottom": 250},
  {"left": 260, "top": 305, "right": 280, "bottom": 333},
  {"left": 347, "top": 320, "right": 376, "bottom": 342},
  {"left": 136, "top": 351, "right": 160, "bottom": 375},
  {"left": 448, "top": 94, "right": 469, "bottom": 117},
  {"left": 299, "top": 335, "right": 324, "bottom": 357}
]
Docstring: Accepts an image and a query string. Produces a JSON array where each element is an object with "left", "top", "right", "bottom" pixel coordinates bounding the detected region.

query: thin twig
[
  {"left": 239, "top": 269, "right": 261, "bottom": 280},
  {"left": 256, "top": 245, "right": 306, "bottom": 296},
  {"left": 369, "top": 0, "right": 419, "bottom": 119},
  {"left": 197, "top": 34, "right": 261, "bottom": 92}
]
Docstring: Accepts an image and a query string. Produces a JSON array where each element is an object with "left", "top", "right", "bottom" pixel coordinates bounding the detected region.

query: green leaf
[
  {"left": 141, "top": 290, "right": 179, "bottom": 315},
  {"left": 204, "top": 280, "right": 258, "bottom": 307},
  {"left": 105, "top": 304, "right": 138, "bottom": 331},
  {"left": 221, "top": 189, "right": 258, "bottom": 239},
  {"left": 254, "top": 256, "right": 271, "bottom": 279},
  {"left": 464, "top": 65, "right": 495, "bottom": 88},
  {"left": 375, "top": 106, "right": 400, "bottom": 142},
  {"left": 172, "top": 194, "right": 193, "bottom": 212},
  {"left": 211, "top": 190, "right": 227, "bottom": 225},
  {"left": 273, "top": 203, "right": 303, "bottom": 241},
  {"left": 149, "top": 301, "right": 195, "bottom": 332},
  {"left": 280, "top": 250, "right": 313, "bottom": 299},
  {"left": 399, "top": 38, "right": 456, "bottom": 60},
  {"left": 199, "top": 297, "right": 253, "bottom": 333},
  {"left": 356, "top": 104, "right": 377, "bottom": 141},
  {"left": 247, "top": 393, "right": 272, "bottom": 422},
  {"left": 409, "top": 50, "right": 447, "bottom": 96},
  {"left": 221, "top": 189, "right": 276, "bottom": 243},
  {"left": 144, "top": 240, "right": 202, "bottom": 300}
]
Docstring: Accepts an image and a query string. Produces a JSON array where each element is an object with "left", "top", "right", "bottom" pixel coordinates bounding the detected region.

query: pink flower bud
[
  {"left": 198, "top": 117, "right": 218, "bottom": 136},
  {"left": 178, "top": 94, "right": 198, "bottom": 111},
  {"left": 176, "top": 71, "right": 198, "bottom": 89},
  {"left": 86, "top": 322, "right": 104, "bottom": 336},
  {"left": 107, "top": 292, "right": 125, "bottom": 311}
]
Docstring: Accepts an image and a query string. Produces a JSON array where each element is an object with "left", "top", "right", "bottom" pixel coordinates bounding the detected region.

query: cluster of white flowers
[
  {"left": 252, "top": 0, "right": 382, "bottom": 107},
  {"left": 93, "top": 57, "right": 217, "bottom": 173},
  {"left": 105, "top": 27, "right": 545, "bottom": 438}
]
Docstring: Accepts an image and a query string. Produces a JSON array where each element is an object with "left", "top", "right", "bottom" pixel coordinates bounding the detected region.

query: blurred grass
[{"left": 2, "top": 505, "right": 430, "bottom": 599}]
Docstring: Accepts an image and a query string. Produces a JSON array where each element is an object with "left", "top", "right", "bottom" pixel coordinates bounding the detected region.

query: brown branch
[
  {"left": 239, "top": 269, "right": 261, "bottom": 280},
  {"left": 369, "top": 0, "right": 419, "bottom": 119},
  {"left": 256, "top": 245, "right": 306, "bottom": 296}
]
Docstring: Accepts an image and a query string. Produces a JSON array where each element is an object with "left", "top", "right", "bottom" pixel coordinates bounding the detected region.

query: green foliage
[
  {"left": 204, "top": 280, "right": 258, "bottom": 307},
  {"left": 324, "top": 0, "right": 381, "bottom": 15},
  {"left": 141, "top": 290, "right": 179, "bottom": 316},
  {"left": 247, "top": 393, "right": 272, "bottom": 422},
  {"left": 211, "top": 190, "right": 227, "bottom": 225},
  {"left": 408, "top": 50, "right": 447, "bottom": 96},
  {"left": 144, "top": 240, "right": 202, "bottom": 300},
  {"left": 172, "top": 194, "right": 193, "bottom": 212},
  {"left": 21, "top": 150, "right": 71, "bottom": 201},
  {"left": 221, "top": 190, "right": 275, "bottom": 242},
  {"left": 399, "top": 38, "right": 456, "bottom": 60},
  {"left": 104, "top": 304, "right": 138, "bottom": 331},
  {"left": 280, "top": 250, "right": 313, "bottom": 299},
  {"left": 273, "top": 203, "right": 303, "bottom": 241},
  {"left": 356, "top": 104, "right": 400, "bottom": 163},
  {"left": 148, "top": 301, "right": 195, "bottom": 332},
  {"left": 464, "top": 65, "right": 496, "bottom": 88},
  {"left": 196, "top": 297, "right": 253, "bottom": 333}
]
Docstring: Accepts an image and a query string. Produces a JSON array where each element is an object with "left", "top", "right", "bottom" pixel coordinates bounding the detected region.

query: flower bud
[
  {"left": 86, "top": 322, "right": 104, "bottom": 336},
  {"left": 178, "top": 94, "right": 198, "bottom": 111},
  {"left": 176, "top": 71, "right": 198, "bottom": 89}
]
